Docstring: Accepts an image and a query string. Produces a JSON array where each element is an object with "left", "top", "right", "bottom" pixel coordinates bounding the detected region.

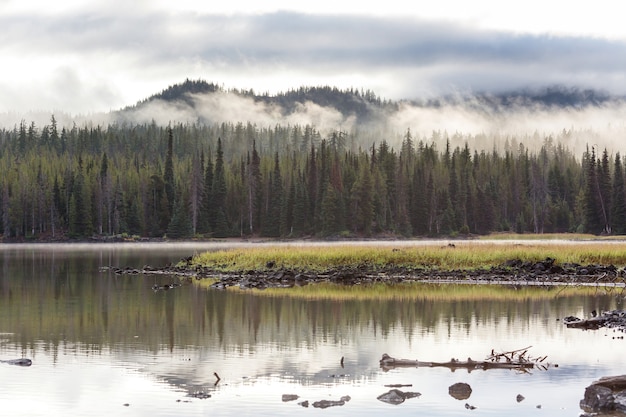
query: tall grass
[{"left": 189, "top": 241, "right": 626, "bottom": 272}]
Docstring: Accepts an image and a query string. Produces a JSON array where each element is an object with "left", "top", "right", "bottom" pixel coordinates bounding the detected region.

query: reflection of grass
[
  {"left": 190, "top": 242, "right": 626, "bottom": 272},
  {"left": 194, "top": 280, "right": 616, "bottom": 301}
]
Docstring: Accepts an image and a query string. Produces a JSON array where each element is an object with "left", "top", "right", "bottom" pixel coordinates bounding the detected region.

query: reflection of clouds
[{"left": 2, "top": 244, "right": 626, "bottom": 416}]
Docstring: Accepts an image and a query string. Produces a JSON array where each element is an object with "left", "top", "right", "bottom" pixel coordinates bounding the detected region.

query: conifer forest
[{"left": 1, "top": 83, "right": 624, "bottom": 241}]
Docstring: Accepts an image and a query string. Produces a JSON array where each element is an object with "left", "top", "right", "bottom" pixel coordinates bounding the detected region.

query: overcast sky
[{"left": 2, "top": 0, "right": 626, "bottom": 115}]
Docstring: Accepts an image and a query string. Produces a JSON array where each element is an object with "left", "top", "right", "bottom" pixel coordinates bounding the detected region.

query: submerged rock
[
  {"left": 312, "top": 396, "right": 351, "bottom": 409},
  {"left": 0, "top": 358, "right": 32, "bottom": 366},
  {"left": 449, "top": 382, "right": 472, "bottom": 400},
  {"left": 377, "top": 389, "right": 422, "bottom": 405}
]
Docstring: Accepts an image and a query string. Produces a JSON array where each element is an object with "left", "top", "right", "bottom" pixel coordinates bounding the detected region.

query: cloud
[{"left": 1, "top": 9, "right": 626, "bottom": 115}]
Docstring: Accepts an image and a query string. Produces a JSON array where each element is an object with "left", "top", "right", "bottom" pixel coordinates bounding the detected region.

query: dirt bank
[{"left": 106, "top": 257, "right": 625, "bottom": 290}]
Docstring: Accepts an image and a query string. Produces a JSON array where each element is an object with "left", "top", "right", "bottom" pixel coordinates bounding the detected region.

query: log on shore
[
  {"left": 379, "top": 354, "right": 534, "bottom": 372},
  {"left": 564, "top": 316, "right": 610, "bottom": 330}
]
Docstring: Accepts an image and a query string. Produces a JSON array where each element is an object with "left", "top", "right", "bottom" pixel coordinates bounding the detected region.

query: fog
[{"left": 2, "top": 89, "right": 625, "bottom": 157}]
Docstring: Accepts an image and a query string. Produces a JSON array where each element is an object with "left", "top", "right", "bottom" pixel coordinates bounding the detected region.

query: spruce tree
[
  {"left": 247, "top": 141, "right": 262, "bottom": 235},
  {"left": 261, "top": 153, "right": 282, "bottom": 237},
  {"left": 350, "top": 162, "right": 374, "bottom": 235},
  {"left": 164, "top": 127, "right": 175, "bottom": 214},
  {"left": 320, "top": 183, "right": 340, "bottom": 236},
  {"left": 212, "top": 137, "right": 229, "bottom": 237},
  {"left": 198, "top": 151, "right": 213, "bottom": 235},
  {"left": 583, "top": 147, "right": 604, "bottom": 234},
  {"left": 167, "top": 197, "right": 193, "bottom": 239},
  {"left": 611, "top": 153, "right": 626, "bottom": 234}
]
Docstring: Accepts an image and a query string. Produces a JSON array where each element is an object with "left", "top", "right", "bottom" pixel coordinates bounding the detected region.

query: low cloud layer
[
  {"left": 2, "top": 85, "right": 625, "bottom": 158},
  {"left": 1, "top": 8, "right": 626, "bottom": 114}
]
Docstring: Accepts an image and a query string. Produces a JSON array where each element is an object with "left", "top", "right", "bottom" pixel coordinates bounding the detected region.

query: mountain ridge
[{"left": 125, "top": 78, "right": 624, "bottom": 118}]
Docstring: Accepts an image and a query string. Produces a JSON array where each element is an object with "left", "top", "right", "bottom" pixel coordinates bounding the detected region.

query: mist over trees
[
  {"left": 1, "top": 80, "right": 625, "bottom": 240},
  {"left": 0, "top": 115, "right": 624, "bottom": 241}
]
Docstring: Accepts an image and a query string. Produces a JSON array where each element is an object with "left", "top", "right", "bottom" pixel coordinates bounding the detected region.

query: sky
[{"left": 1, "top": 0, "right": 626, "bottom": 116}]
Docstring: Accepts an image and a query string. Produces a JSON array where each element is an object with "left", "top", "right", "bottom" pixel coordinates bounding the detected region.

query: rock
[
  {"left": 298, "top": 400, "right": 309, "bottom": 408},
  {"left": 580, "top": 375, "right": 626, "bottom": 413},
  {"left": 188, "top": 391, "right": 211, "bottom": 399},
  {"left": 377, "top": 389, "right": 421, "bottom": 405},
  {"left": 448, "top": 382, "right": 472, "bottom": 400},
  {"left": 465, "top": 403, "right": 477, "bottom": 410},
  {"left": 377, "top": 389, "right": 406, "bottom": 405},
  {"left": 312, "top": 399, "right": 347, "bottom": 409},
  {"left": 282, "top": 394, "right": 299, "bottom": 402},
  {"left": 516, "top": 394, "right": 525, "bottom": 402},
  {"left": 0, "top": 358, "right": 32, "bottom": 366}
]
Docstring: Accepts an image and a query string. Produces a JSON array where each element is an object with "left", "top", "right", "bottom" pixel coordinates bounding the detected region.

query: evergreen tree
[
  {"left": 198, "top": 151, "right": 214, "bottom": 235},
  {"left": 68, "top": 158, "right": 92, "bottom": 237},
  {"left": 280, "top": 175, "right": 295, "bottom": 236},
  {"left": 167, "top": 197, "right": 193, "bottom": 239},
  {"left": 611, "top": 153, "right": 626, "bottom": 234},
  {"left": 164, "top": 127, "right": 175, "bottom": 214},
  {"left": 212, "top": 137, "right": 229, "bottom": 237},
  {"left": 247, "top": 140, "right": 262, "bottom": 235},
  {"left": 583, "top": 146, "right": 605, "bottom": 234},
  {"left": 350, "top": 161, "right": 374, "bottom": 235},
  {"left": 320, "top": 183, "right": 341, "bottom": 236},
  {"left": 599, "top": 148, "right": 612, "bottom": 232},
  {"left": 291, "top": 173, "right": 309, "bottom": 236},
  {"left": 261, "top": 153, "right": 282, "bottom": 237}
]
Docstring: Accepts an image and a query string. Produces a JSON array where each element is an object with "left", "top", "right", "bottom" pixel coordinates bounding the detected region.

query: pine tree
[
  {"left": 212, "top": 137, "right": 229, "bottom": 237},
  {"left": 350, "top": 162, "right": 374, "bottom": 235},
  {"left": 167, "top": 197, "right": 193, "bottom": 239},
  {"left": 291, "top": 173, "right": 309, "bottom": 236},
  {"left": 198, "top": 151, "right": 213, "bottom": 235},
  {"left": 599, "top": 148, "right": 612, "bottom": 233},
  {"left": 320, "top": 183, "right": 340, "bottom": 236},
  {"left": 164, "top": 126, "right": 175, "bottom": 214},
  {"left": 247, "top": 141, "right": 262, "bottom": 235},
  {"left": 280, "top": 175, "right": 295, "bottom": 236},
  {"left": 261, "top": 153, "right": 282, "bottom": 237},
  {"left": 611, "top": 153, "right": 626, "bottom": 234},
  {"left": 69, "top": 158, "right": 92, "bottom": 238},
  {"left": 583, "top": 146, "right": 604, "bottom": 234}
]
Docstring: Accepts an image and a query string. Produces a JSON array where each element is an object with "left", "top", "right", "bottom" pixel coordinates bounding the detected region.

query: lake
[{"left": 0, "top": 242, "right": 624, "bottom": 416}]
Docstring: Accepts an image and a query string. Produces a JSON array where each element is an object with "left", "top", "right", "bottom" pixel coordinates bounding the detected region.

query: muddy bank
[{"left": 105, "top": 257, "right": 626, "bottom": 290}]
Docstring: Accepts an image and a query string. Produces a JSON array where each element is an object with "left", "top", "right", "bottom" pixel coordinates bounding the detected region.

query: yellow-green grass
[
  {"left": 194, "top": 279, "right": 617, "bottom": 301},
  {"left": 189, "top": 241, "right": 626, "bottom": 272}
]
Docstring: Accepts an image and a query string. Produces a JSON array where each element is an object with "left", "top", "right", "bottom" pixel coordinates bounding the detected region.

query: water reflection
[{"left": 1, "top": 244, "right": 625, "bottom": 416}]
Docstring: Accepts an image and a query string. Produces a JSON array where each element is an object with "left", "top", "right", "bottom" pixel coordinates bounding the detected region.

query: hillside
[{"left": 122, "top": 79, "right": 623, "bottom": 120}]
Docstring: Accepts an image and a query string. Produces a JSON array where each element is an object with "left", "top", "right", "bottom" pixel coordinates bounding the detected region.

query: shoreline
[{"left": 109, "top": 256, "right": 626, "bottom": 290}]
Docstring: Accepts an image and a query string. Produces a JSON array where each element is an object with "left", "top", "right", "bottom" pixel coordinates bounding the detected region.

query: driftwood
[
  {"left": 563, "top": 310, "right": 626, "bottom": 331},
  {"left": 380, "top": 347, "right": 547, "bottom": 372}
]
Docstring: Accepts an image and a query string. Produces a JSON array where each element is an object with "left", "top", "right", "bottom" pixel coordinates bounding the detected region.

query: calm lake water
[{"left": 1, "top": 242, "right": 625, "bottom": 416}]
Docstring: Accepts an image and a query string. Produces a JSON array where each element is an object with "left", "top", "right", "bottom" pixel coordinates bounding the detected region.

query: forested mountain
[
  {"left": 123, "top": 79, "right": 622, "bottom": 122},
  {"left": 0, "top": 81, "right": 625, "bottom": 241}
]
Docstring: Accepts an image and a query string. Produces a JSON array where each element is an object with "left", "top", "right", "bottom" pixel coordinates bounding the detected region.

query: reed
[{"left": 189, "top": 241, "right": 626, "bottom": 272}]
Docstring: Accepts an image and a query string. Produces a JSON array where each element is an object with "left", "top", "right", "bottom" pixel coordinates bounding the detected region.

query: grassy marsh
[{"left": 190, "top": 240, "right": 626, "bottom": 273}]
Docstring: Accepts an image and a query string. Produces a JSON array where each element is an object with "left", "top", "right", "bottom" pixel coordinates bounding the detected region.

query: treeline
[
  {"left": 0, "top": 116, "right": 624, "bottom": 240},
  {"left": 127, "top": 79, "right": 394, "bottom": 122}
]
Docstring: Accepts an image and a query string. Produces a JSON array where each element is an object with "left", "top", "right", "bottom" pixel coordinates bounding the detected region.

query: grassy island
[{"left": 188, "top": 240, "right": 626, "bottom": 273}]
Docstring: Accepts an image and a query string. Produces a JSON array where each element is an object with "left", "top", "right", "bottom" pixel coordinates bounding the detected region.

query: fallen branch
[{"left": 381, "top": 347, "right": 549, "bottom": 373}]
